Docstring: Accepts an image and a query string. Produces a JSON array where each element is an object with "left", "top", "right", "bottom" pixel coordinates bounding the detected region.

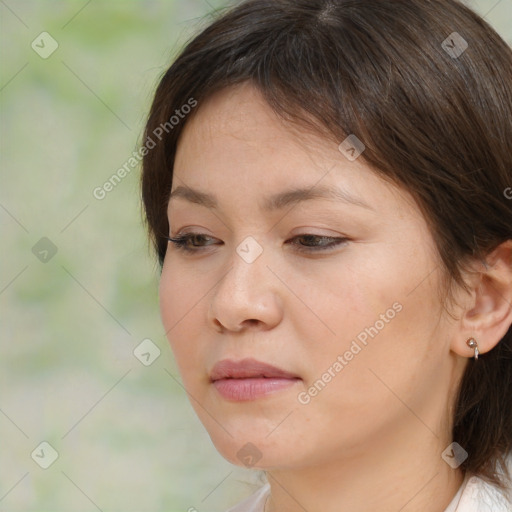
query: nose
[{"left": 207, "top": 245, "right": 284, "bottom": 333}]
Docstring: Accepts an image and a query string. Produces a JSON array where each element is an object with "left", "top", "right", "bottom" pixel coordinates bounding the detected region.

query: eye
[
  {"left": 167, "top": 233, "right": 349, "bottom": 254},
  {"left": 288, "top": 234, "right": 348, "bottom": 253},
  {"left": 166, "top": 233, "right": 218, "bottom": 253}
]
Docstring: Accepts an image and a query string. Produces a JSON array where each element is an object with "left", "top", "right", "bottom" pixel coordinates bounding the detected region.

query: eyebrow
[{"left": 168, "top": 184, "right": 374, "bottom": 212}]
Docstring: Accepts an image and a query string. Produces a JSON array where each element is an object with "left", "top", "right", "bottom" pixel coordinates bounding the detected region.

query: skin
[{"left": 159, "top": 82, "right": 512, "bottom": 512}]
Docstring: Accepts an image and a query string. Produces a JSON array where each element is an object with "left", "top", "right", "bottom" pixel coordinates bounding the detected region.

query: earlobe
[
  {"left": 465, "top": 337, "right": 479, "bottom": 360},
  {"left": 456, "top": 240, "right": 512, "bottom": 357}
]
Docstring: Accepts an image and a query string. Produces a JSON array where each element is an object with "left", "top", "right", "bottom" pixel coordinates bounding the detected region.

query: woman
[{"left": 140, "top": 0, "right": 512, "bottom": 510}]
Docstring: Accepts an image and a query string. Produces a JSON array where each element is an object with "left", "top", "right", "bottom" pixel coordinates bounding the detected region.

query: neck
[{"left": 264, "top": 416, "right": 465, "bottom": 512}]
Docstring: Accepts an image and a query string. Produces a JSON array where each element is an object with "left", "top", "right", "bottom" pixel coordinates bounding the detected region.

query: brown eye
[
  {"left": 287, "top": 235, "right": 348, "bottom": 253},
  {"left": 167, "top": 234, "right": 220, "bottom": 253}
]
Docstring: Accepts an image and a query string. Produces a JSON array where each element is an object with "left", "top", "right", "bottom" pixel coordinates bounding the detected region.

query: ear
[{"left": 452, "top": 240, "right": 512, "bottom": 358}]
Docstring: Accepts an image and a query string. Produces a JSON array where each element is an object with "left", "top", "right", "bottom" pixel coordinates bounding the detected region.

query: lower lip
[{"left": 212, "top": 377, "right": 301, "bottom": 401}]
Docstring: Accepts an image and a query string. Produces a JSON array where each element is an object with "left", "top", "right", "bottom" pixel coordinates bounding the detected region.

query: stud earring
[{"left": 466, "top": 338, "right": 479, "bottom": 360}]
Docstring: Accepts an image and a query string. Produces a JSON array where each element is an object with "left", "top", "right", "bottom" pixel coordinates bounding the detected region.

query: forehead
[
  {"left": 177, "top": 83, "right": 308, "bottom": 160},
  {"left": 172, "top": 83, "right": 416, "bottom": 220},
  {"left": 175, "top": 84, "right": 345, "bottom": 185}
]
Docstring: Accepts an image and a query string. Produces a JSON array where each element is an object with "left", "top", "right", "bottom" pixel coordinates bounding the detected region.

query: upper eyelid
[
  {"left": 169, "top": 232, "right": 345, "bottom": 240},
  {"left": 167, "top": 233, "right": 348, "bottom": 246}
]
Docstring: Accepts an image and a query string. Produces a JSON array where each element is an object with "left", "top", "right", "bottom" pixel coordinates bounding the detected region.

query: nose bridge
[{"left": 217, "top": 235, "right": 268, "bottom": 302}]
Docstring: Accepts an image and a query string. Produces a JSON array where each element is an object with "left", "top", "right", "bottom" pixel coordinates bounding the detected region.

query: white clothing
[{"left": 226, "top": 456, "right": 512, "bottom": 511}]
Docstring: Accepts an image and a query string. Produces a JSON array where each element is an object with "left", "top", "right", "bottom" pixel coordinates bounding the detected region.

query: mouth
[{"left": 210, "top": 358, "right": 302, "bottom": 401}]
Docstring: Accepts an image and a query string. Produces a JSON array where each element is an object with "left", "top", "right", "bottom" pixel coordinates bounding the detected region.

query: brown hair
[{"left": 140, "top": 0, "right": 512, "bottom": 493}]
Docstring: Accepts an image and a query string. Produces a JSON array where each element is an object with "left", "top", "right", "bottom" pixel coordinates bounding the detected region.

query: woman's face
[{"left": 160, "top": 83, "right": 464, "bottom": 469}]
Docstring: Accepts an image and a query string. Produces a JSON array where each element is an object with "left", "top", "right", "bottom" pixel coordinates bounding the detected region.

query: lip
[
  {"left": 210, "top": 358, "right": 301, "bottom": 401},
  {"left": 210, "top": 358, "right": 300, "bottom": 381}
]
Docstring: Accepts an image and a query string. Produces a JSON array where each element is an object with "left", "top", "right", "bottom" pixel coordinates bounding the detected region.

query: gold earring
[{"left": 466, "top": 338, "right": 479, "bottom": 360}]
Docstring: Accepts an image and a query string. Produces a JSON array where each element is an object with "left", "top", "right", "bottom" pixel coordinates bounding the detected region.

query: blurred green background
[{"left": 0, "top": 1, "right": 511, "bottom": 511}]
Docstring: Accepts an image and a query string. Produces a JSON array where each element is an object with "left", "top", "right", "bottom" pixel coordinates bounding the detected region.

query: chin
[
  {"left": 203, "top": 419, "right": 302, "bottom": 470},
  {"left": 213, "top": 438, "right": 287, "bottom": 469}
]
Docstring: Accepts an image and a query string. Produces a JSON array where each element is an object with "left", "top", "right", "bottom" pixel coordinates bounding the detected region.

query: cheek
[
  {"left": 297, "top": 234, "right": 442, "bottom": 370},
  {"left": 158, "top": 265, "right": 179, "bottom": 336},
  {"left": 300, "top": 250, "right": 444, "bottom": 425},
  {"left": 159, "top": 262, "right": 206, "bottom": 381},
  {"left": 159, "top": 257, "right": 206, "bottom": 328},
  {"left": 288, "top": 250, "right": 406, "bottom": 351}
]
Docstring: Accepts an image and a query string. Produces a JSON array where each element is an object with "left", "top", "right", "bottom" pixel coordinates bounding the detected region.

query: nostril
[{"left": 242, "top": 319, "right": 261, "bottom": 328}]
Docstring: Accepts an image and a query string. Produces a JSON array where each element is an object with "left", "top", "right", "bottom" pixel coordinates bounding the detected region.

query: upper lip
[{"left": 210, "top": 358, "right": 300, "bottom": 381}]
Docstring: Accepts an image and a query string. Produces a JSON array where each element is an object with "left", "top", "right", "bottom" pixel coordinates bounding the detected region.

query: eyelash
[{"left": 166, "top": 233, "right": 348, "bottom": 254}]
